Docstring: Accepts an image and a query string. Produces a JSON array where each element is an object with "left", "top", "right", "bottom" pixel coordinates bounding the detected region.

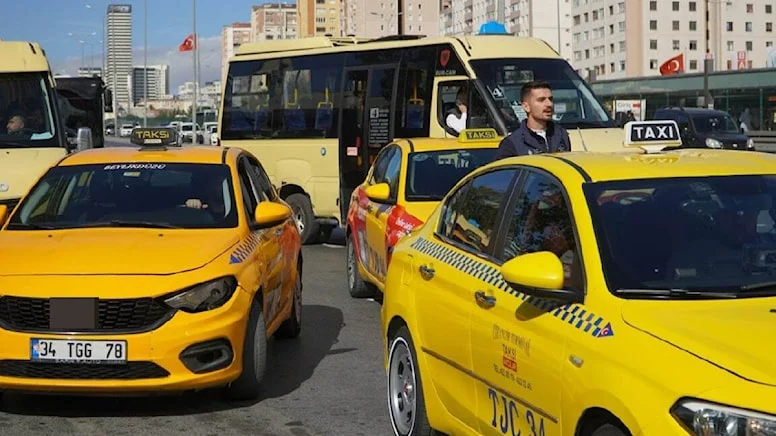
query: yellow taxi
[
  {"left": 381, "top": 120, "right": 776, "bottom": 436},
  {"left": 0, "top": 127, "right": 302, "bottom": 400},
  {"left": 345, "top": 129, "right": 501, "bottom": 298}
]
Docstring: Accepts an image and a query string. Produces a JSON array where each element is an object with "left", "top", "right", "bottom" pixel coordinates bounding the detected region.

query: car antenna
[{"left": 576, "top": 127, "right": 589, "bottom": 151}]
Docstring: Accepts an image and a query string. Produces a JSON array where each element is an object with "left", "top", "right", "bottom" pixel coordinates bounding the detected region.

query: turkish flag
[
  {"left": 178, "top": 34, "right": 196, "bottom": 52},
  {"left": 659, "top": 53, "right": 684, "bottom": 75}
]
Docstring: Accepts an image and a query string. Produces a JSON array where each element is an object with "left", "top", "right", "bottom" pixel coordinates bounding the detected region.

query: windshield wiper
[
  {"left": 74, "top": 220, "right": 182, "bottom": 229},
  {"left": 738, "top": 281, "right": 776, "bottom": 293},
  {"left": 407, "top": 195, "right": 444, "bottom": 201},
  {"left": 5, "top": 223, "right": 58, "bottom": 230},
  {"left": 614, "top": 288, "right": 738, "bottom": 299}
]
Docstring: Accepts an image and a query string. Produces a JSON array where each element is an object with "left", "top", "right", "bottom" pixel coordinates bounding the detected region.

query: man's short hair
[{"left": 520, "top": 80, "right": 552, "bottom": 102}]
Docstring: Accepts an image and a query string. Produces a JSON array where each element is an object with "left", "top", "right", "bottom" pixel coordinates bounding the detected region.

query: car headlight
[
  {"left": 161, "top": 277, "right": 238, "bottom": 313},
  {"left": 671, "top": 398, "right": 776, "bottom": 435},
  {"left": 706, "top": 138, "right": 723, "bottom": 149},
  {"left": 747, "top": 138, "right": 755, "bottom": 149}
]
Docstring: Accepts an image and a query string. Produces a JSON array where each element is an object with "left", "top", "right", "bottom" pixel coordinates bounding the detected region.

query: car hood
[
  {"left": 0, "top": 229, "right": 239, "bottom": 276},
  {"left": 702, "top": 132, "right": 749, "bottom": 142},
  {"left": 621, "top": 298, "right": 776, "bottom": 386}
]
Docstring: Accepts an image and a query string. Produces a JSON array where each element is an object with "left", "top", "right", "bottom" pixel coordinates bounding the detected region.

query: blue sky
[{"left": 2, "top": 0, "right": 272, "bottom": 90}]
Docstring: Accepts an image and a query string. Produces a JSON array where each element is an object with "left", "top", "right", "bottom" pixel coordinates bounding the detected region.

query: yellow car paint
[
  {"left": 0, "top": 144, "right": 302, "bottom": 398},
  {"left": 382, "top": 139, "right": 776, "bottom": 435}
]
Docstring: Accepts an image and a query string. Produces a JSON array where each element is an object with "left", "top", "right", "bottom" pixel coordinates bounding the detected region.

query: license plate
[{"left": 31, "top": 339, "right": 127, "bottom": 364}]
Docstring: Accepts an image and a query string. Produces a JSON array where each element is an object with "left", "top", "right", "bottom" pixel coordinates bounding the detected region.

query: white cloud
[{"left": 49, "top": 35, "right": 222, "bottom": 93}]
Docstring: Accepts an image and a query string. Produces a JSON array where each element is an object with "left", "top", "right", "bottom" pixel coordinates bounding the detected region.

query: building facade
[
  {"left": 440, "top": 0, "right": 572, "bottom": 61},
  {"left": 297, "top": 0, "right": 342, "bottom": 37},
  {"left": 343, "top": 0, "right": 440, "bottom": 37},
  {"left": 251, "top": 3, "right": 298, "bottom": 41},
  {"left": 572, "top": 0, "right": 776, "bottom": 81},
  {"left": 106, "top": 4, "right": 132, "bottom": 110},
  {"left": 130, "top": 65, "right": 170, "bottom": 105},
  {"left": 221, "top": 22, "right": 251, "bottom": 81},
  {"left": 77, "top": 67, "right": 103, "bottom": 78}
]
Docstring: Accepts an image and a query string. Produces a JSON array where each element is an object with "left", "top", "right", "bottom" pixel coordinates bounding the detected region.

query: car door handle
[
  {"left": 474, "top": 291, "right": 496, "bottom": 308},
  {"left": 419, "top": 264, "right": 435, "bottom": 280}
]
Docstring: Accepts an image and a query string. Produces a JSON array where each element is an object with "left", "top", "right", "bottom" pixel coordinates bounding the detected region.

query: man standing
[{"left": 496, "top": 80, "right": 571, "bottom": 158}]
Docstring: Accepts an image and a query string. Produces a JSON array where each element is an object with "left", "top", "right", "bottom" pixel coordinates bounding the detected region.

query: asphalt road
[{"left": 0, "top": 243, "right": 393, "bottom": 436}]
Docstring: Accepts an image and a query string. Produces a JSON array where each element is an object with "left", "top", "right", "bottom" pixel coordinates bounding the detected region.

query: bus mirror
[
  {"left": 104, "top": 89, "right": 113, "bottom": 113},
  {"left": 76, "top": 127, "right": 93, "bottom": 151}
]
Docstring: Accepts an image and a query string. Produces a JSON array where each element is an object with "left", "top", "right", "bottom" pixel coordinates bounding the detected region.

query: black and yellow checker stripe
[
  {"left": 410, "top": 237, "right": 614, "bottom": 338},
  {"left": 229, "top": 231, "right": 262, "bottom": 264}
]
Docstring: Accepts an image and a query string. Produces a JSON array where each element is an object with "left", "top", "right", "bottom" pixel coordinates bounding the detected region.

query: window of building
[
  {"left": 747, "top": 3, "right": 754, "bottom": 13},
  {"left": 673, "top": 40, "right": 680, "bottom": 50},
  {"left": 727, "top": 41, "right": 734, "bottom": 51},
  {"left": 746, "top": 22, "right": 753, "bottom": 32},
  {"left": 727, "top": 21, "right": 733, "bottom": 31},
  {"left": 689, "top": 40, "right": 697, "bottom": 50},
  {"left": 767, "top": 22, "right": 773, "bottom": 32},
  {"left": 650, "top": 39, "right": 657, "bottom": 50},
  {"left": 650, "top": 59, "right": 658, "bottom": 69},
  {"left": 620, "top": 61, "right": 625, "bottom": 71},
  {"left": 672, "top": 1, "right": 679, "bottom": 11},
  {"left": 689, "top": 21, "right": 697, "bottom": 31},
  {"left": 767, "top": 4, "right": 773, "bottom": 13},
  {"left": 649, "top": 1, "right": 657, "bottom": 11},
  {"left": 689, "top": 2, "right": 696, "bottom": 11},
  {"left": 689, "top": 60, "right": 698, "bottom": 70},
  {"left": 746, "top": 41, "right": 753, "bottom": 51},
  {"left": 650, "top": 20, "right": 657, "bottom": 30},
  {"left": 672, "top": 21, "right": 680, "bottom": 31}
]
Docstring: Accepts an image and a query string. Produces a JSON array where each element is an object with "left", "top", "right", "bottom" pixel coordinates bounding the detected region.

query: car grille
[
  {"left": 0, "top": 360, "right": 169, "bottom": 380},
  {"left": 0, "top": 297, "right": 174, "bottom": 334}
]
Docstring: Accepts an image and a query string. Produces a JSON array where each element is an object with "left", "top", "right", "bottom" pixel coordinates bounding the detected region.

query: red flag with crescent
[
  {"left": 659, "top": 53, "right": 684, "bottom": 76},
  {"left": 179, "top": 34, "right": 196, "bottom": 52}
]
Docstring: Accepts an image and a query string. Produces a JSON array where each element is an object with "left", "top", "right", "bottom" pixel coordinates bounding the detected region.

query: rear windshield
[{"left": 405, "top": 148, "right": 498, "bottom": 201}]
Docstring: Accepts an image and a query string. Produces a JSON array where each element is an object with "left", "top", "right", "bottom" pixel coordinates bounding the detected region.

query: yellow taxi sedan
[
  {"left": 0, "top": 128, "right": 302, "bottom": 400},
  {"left": 381, "top": 120, "right": 776, "bottom": 436},
  {"left": 345, "top": 129, "right": 500, "bottom": 298}
]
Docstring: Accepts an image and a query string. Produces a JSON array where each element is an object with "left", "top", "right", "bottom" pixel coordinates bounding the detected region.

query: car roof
[
  {"left": 494, "top": 149, "right": 776, "bottom": 183},
  {"left": 59, "top": 146, "right": 233, "bottom": 167},
  {"left": 657, "top": 107, "right": 728, "bottom": 115}
]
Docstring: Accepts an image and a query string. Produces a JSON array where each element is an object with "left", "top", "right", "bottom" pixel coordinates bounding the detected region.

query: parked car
[{"left": 652, "top": 106, "right": 754, "bottom": 150}]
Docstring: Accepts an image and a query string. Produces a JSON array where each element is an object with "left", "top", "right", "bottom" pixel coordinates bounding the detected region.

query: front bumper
[{"left": 0, "top": 288, "right": 252, "bottom": 395}]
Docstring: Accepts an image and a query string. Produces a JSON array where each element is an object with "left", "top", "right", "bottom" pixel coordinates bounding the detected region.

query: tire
[
  {"left": 225, "top": 297, "right": 267, "bottom": 401},
  {"left": 276, "top": 259, "right": 302, "bottom": 339},
  {"left": 591, "top": 424, "right": 629, "bottom": 436},
  {"left": 388, "top": 326, "right": 434, "bottom": 436},
  {"left": 347, "top": 233, "right": 374, "bottom": 298},
  {"left": 285, "top": 193, "right": 319, "bottom": 245},
  {"left": 315, "top": 225, "right": 334, "bottom": 244}
]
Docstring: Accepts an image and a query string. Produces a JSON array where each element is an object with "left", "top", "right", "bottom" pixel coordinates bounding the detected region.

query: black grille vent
[
  {"left": 0, "top": 360, "right": 169, "bottom": 379},
  {"left": 0, "top": 297, "right": 173, "bottom": 333}
]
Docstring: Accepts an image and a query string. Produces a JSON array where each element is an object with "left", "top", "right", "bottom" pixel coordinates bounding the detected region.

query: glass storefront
[{"left": 591, "top": 68, "right": 776, "bottom": 131}]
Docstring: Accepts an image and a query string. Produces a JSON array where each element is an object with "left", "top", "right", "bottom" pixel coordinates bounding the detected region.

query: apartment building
[
  {"left": 572, "top": 0, "right": 776, "bottom": 81},
  {"left": 251, "top": 3, "right": 298, "bottom": 41},
  {"left": 343, "top": 0, "right": 440, "bottom": 38},
  {"left": 297, "top": 0, "right": 342, "bottom": 37},
  {"left": 221, "top": 22, "right": 251, "bottom": 80},
  {"left": 440, "top": 0, "right": 573, "bottom": 61}
]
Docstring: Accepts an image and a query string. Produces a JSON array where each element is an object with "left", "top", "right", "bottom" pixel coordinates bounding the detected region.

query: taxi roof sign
[
  {"left": 458, "top": 128, "right": 499, "bottom": 143},
  {"left": 130, "top": 127, "right": 177, "bottom": 148},
  {"left": 623, "top": 120, "right": 682, "bottom": 154}
]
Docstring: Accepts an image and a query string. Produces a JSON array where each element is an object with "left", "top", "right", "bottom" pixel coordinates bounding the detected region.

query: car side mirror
[
  {"left": 364, "top": 182, "right": 392, "bottom": 203},
  {"left": 500, "top": 251, "right": 580, "bottom": 303},
  {"left": 0, "top": 205, "right": 7, "bottom": 227},
  {"left": 75, "top": 127, "right": 93, "bottom": 152},
  {"left": 253, "top": 201, "right": 292, "bottom": 230}
]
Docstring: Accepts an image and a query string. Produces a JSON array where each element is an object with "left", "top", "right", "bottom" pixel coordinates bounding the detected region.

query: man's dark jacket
[{"left": 496, "top": 119, "right": 571, "bottom": 159}]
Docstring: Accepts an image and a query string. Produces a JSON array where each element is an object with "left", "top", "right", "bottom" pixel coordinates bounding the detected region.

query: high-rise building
[
  {"left": 440, "top": 0, "right": 572, "bottom": 62},
  {"left": 571, "top": 0, "right": 776, "bottom": 81},
  {"left": 251, "top": 4, "right": 298, "bottom": 42},
  {"left": 297, "top": 0, "right": 342, "bottom": 37},
  {"left": 130, "top": 65, "right": 170, "bottom": 105},
  {"left": 221, "top": 22, "right": 252, "bottom": 81},
  {"left": 106, "top": 4, "right": 132, "bottom": 111},
  {"left": 343, "top": 0, "right": 440, "bottom": 37},
  {"left": 77, "top": 67, "right": 103, "bottom": 78}
]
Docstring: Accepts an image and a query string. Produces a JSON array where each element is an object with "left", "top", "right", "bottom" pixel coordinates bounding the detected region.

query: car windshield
[
  {"left": 585, "top": 175, "right": 776, "bottom": 296},
  {"left": 470, "top": 58, "right": 616, "bottom": 131},
  {"left": 0, "top": 72, "right": 59, "bottom": 148},
  {"left": 7, "top": 163, "right": 238, "bottom": 230},
  {"left": 405, "top": 148, "right": 498, "bottom": 201},
  {"left": 182, "top": 124, "right": 192, "bottom": 131},
  {"left": 691, "top": 113, "right": 740, "bottom": 134}
]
